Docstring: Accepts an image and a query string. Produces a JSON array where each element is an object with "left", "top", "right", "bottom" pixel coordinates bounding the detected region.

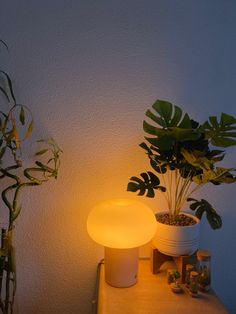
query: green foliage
[
  {"left": 127, "top": 172, "right": 166, "bottom": 197},
  {"left": 188, "top": 198, "right": 222, "bottom": 230},
  {"left": 0, "top": 39, "right": 62, "bottom": 314},
  {"left": 202, "top": 113, "right": 236, "bottom": 147},
  {"left": 127, "top": 99, "right": 236, "bottom": 229}
]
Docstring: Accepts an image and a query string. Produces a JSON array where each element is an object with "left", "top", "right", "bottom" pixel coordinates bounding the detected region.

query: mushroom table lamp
[{"left": 87, "top": 199, "right": 157, "bottom": 287}]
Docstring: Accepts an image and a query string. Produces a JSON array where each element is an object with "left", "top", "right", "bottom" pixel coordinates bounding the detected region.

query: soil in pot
[{"left": 157, "top": 213, "right": 197, "bottom": 227}]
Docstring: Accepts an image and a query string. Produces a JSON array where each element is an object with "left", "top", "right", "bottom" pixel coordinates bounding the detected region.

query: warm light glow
[{"left": 87, "top": 199, "right": 157, "bottom": 249}]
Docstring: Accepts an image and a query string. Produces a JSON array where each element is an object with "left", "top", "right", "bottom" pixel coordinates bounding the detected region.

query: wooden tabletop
[{"left": 98, "top": 259, "right": 228, "bottom": 314}]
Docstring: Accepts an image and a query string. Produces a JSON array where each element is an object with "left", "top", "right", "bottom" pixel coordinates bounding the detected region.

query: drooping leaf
[
  {"left": 25, "top": 120, "right": 34, "bottom": 139},
  {"left": 35, "top": 149, "right": 49, "bottom": 156},
  {"left": 210, "top": 167, "right": 236, "bottom": 184},
  {"left": 0, "top": 146, "right": 6, "bottom": 160},
  {"left": 0, "top": 70, "right": 16, "bottom": 103},
  {"left": 12, "top": 118, "right": 20, "bottom": 148},
  {"left": 0, "top": 39, "right": 9, "bottom": 51},
  {"left": 0, "top": 85, "right": 10, "bottom": 102},
  {"left": 181, "top": 149, "right": 213, "bottom": 171},
  {"left": 19, "top": 106, "right": 25, "bottom": 125},
  {"left": 193, "top": 167, "right": 236, "bottom": 185},
  {"left": 187, "top": 198, "right": 222, "bottom": 229}
]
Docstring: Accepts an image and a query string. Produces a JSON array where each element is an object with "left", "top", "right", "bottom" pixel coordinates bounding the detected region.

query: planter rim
[{"left": 155, "top": 211, "right": 200, "bottom": 229}]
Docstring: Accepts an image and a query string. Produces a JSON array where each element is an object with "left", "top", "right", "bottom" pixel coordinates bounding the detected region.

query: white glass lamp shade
[
  {"left": 87, "top": 198, "right": 157, "bottom": 249},
  {"left": 87, "top": 199, "right": 157, "bottom": 287}
]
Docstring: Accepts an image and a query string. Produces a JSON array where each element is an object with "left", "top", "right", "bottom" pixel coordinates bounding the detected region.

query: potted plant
[
  {"left": 0, "top": 40, "right": 62, "bottom": 313},
  {"left": 127, "top": 99, "right": 236, "bottom": 256}
]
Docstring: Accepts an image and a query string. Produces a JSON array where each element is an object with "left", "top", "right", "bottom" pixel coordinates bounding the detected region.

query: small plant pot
[{"left": 152, "top": 212, "right": 200, "bottom": 257}]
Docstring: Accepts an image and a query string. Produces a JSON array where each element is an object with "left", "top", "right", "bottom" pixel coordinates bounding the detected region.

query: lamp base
[{"left": 104, "top": 247, "right": 138, "bottom": 287}]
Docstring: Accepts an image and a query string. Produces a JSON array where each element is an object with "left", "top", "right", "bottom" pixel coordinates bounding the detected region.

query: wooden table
[{"left": 97, "top": 259, "right": 228, "bottom": 314}]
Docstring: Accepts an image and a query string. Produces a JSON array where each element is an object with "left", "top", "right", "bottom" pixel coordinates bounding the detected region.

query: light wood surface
[{"left": 98, "top": 259, "right": 228, "bottom": 314}]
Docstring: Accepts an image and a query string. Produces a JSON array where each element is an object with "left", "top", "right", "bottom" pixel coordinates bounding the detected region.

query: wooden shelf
[{"left": 97, "top": 259, "right": 227, "bottom": 314}]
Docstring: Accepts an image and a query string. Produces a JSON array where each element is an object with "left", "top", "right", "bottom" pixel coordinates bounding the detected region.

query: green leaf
[
  {"left": 0, "top": 70, "right": 16, "bottom": 103},
  {"left": 127, "top": 182, "right": 140, "bottom": 192},
  {"left": 0, "top": 39, "right": 9, "bottom": 51},
  {"left": 141, "top": 172, "right": 149, "bottom": 183},
  {"left": 168, "top": 127, "right": 200, "bottom": 141},
  {"left": 148, "top": 171, "right": 160, "bottom": 186},
  {"left": 19, "top": 106, "right": 25, "bottom": 125},
  {"left": 127, "top": 172, "right": 165, "bottom": 198},
  {"left": 171, "top": 105, "right": 183, "bottom": 126},
  {"left": 220, "top": 113, "right": 236, "bottom": 126},
  {"left": 187, "top": 198, "right": 222, "bottom": 229},
  {"left": 0, "top": 86, "right": 10, "bottom": 102},
  {"left": 143, "top": 120, "right": 168, "bottom": 136},
  {"left": 178, "top": 113, "right": 192, "bottom": 129},
  {"left": 0, "top": 146, "right": 6, "bottom": 159},
  {"left": 139, "top": 142, "right": 153, "bottom": 154},
  {"left": 145, "top": 136, "right": 174, "bottom": 151},
  {"left": 202, "top": 112, "right": 236, "bottom": 147},
  {"left": 181, "top": 149, "right": 213, "bottom": 171},
  {"left": 25, "top": 120, "right": 34, "bottom": 139},
  {"left": 209, "top": 116, "right": 218, "bottom": 129},
  {"left": 211, "top": 137, "right": 236, "bottom": 147},
  {"left": 35, "top": 149, "right": 49, "bottom": 156},
  {"left": 146, "top": 109, "right": 166, "bottom": 127},
  {"left": 152, "top": 100, "right": 173, "bottom": 127},
  {"left": 146, "top": 188, "right": 155, "bottom": 198}
]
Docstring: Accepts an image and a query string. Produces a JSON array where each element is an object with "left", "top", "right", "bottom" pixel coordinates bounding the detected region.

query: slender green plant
[
  {"left": 127, "top": 99, "right": 236, "bottom": 229},
  {"left": 0, "top": 40, "right": 62, "bottom": 313}
]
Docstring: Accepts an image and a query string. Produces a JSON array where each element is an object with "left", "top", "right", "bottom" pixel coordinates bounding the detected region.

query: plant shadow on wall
[
  {"left": 127, "top": 99, "right": 236, "bottom": 255},
  {"left": 0, "top": 40, "right": 62, "bottom": 313}
]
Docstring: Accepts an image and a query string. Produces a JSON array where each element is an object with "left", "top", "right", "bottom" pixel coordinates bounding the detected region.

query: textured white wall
[{"left": 0, "top": 1, "right": 236, "bottom": 313}]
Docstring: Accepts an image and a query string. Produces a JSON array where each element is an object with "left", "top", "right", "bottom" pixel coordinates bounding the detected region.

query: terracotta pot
[{"left": 152, "top": 212, "right": 200, "bottom": 257}]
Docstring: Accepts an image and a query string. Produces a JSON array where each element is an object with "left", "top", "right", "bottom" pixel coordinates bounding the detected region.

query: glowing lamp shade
[{"left": 87, "top": 199, "right": 157, "bottom": 287}]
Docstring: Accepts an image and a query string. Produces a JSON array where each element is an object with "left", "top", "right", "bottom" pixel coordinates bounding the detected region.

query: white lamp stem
[{"left": 104, "top": 247, "right": 139, "bottom": 287}]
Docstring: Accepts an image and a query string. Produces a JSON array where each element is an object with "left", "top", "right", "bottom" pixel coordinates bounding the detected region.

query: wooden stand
[{"left": 150, "top": 245, "right": 197, "bottom": 283}]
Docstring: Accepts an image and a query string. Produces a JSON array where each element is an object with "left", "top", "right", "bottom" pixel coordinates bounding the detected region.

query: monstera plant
[
  {"left": 0, "top": 40, "right": 62, "bottom": 313},
  {"left": 127, "top": 99, "right": 236, "bottom": 229}
]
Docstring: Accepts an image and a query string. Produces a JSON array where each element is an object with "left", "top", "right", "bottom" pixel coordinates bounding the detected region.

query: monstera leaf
[
  {"left": 202, "top": 113, "right": 236, "bottom": 147},
  {"left": 139, "top": 142, "right": 168, "bottom": 173},
  {"left": 193, "top": 167, "right": 236, "bottom": 185},
  {"left": 181, "top": 149, "right": 214, "bottom": 171},
  {"left": 145, "top": 99, "right": 192, "bottom": 128},
  {"left": 188, "top": 198, "right": 222, "bottom": 229},
  {"left": 143, "top": 100, "right": 201, "bottom": 151},
  {"left": 127, "top": 171, "right": 166, "bottom": 198}
]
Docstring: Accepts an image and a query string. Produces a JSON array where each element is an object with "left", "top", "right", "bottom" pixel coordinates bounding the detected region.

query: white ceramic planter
[{"left": 152, "top": 212, "right": 200, "bottom": 257}]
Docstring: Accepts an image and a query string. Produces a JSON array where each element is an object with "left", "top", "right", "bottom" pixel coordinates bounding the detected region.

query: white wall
[{"left": 0, "top": 1, "right": 236, "bottom": 313}]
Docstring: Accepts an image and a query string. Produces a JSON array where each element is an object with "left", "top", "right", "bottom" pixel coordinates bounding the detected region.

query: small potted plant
[
  {"left": 170, "top": 270, "right": 182, "bottom": 293},
  {"left": 127, "top": 99, "right": 236, "bottom": 256},
  {"left": 0, "top": 40, "right": 62, "bottom": 313}
]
